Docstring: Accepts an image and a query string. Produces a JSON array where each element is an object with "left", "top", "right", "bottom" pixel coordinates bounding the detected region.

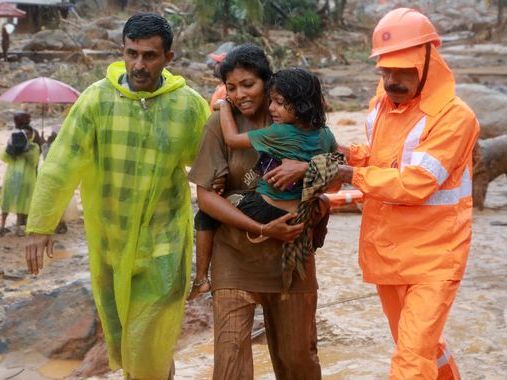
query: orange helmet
[{"left": 370, "top": 8, "right": 441, "bottom": 58}]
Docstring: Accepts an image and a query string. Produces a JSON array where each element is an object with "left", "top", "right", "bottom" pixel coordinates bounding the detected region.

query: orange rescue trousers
[{"left": 377, "top": 281, "right": 461, "bottom": 380}]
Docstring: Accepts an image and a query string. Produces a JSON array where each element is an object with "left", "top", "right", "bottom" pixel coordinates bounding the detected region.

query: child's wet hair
[{"left": 269, "top": 68, "right": 326, "bottom": 130}]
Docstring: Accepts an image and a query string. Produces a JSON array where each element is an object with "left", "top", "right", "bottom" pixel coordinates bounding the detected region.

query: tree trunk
[
  {"left": 334, "top": 0, "right": 347, "bottom": 26},
  {"left": 498, "top": 0, "right": 504, "bottom": 26},
  {"left": 472, "top": 135, "right": 507, "bottom": 209}
]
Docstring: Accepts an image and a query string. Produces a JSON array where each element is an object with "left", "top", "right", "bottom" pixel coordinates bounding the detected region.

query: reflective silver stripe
[
  {"left": 400, "top": 116, "right": 427, "bottom": 168},
  {"left": 366, "top": 103, "right": 380, "bottom": 145},
  {"left": 424, "top": 167, "right": 472, "bottom": 206},
  {"left": 436, "top": 346, "right": 451, "bottom": 368},
  {"left": 410, "top": 152, "right": 449, "bottom": 185}
]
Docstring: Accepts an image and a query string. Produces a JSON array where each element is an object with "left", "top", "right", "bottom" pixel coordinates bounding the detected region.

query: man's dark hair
[
  {"left": 269, "top": 68, "right": 326, "bottom": 130},
  {"left": 219, "top": 43, "right": 272, "bottom": 85},
  {"left": 122, "top": 13, "right": 173, "bottom": 52}
]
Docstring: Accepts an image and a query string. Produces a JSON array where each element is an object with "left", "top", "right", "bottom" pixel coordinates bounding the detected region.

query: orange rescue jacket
[{"left": 350, "top": 45, "right": 480, "bottom": 284}]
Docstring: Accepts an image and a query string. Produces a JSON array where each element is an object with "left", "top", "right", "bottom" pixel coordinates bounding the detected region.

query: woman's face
[{"left": 224, "top": 67, "right": 266, "bottom": 118}]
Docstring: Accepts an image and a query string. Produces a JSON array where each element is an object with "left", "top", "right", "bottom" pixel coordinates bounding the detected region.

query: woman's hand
[
  {"left": 211, "top": 176, "right": 226, "bottom": 196},
  {"left": 264, "top": 159, "right": 308, "bottom": 191},
  {"left": 262, "top": 213, "right": 304, "bottom": 243}
]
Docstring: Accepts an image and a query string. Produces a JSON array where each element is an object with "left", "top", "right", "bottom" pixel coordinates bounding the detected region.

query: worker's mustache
[
  {"left": 384, "top": 84, "right": 409, "bottom": 94},
  {"left": 131, "top": 70, "right": 149, "bottom": 78}
]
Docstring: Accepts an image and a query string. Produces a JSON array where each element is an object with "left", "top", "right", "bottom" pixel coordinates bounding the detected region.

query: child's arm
[{"left": 219, "top": 100, "right": 252, "bottom": 149}]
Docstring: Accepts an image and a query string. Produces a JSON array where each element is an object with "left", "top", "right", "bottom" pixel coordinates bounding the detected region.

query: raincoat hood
[
  {"left": 376, "top": 44, "right": 455, "bottom": 116},
  {"left": 106, "top": 61, "right": 186, "bottom": 100}
]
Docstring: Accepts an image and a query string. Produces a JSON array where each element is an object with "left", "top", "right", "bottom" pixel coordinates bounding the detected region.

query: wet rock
[
  {"left": 107, "top": 29, "right": 123, "bottom": 46},
  {"left": 329, "top": 86, "right": 354, "bottom": 98},
  {"left": 76, "top": 27, "right": 109, "bottom": 49},
  {"left": 23, "top": 30, "right": 80, "bottom": 52},
  {"left": 456, "top": 84, "right": 507, "bottom": 138},
  {"left": 74, "top": 0, "right": 108, "bottom": 17},
  {"left": 92, "top": 39, "right": 121, "bottom": 51},
  {"left": 0, "top": 279, "right": 96, "bottom": 359},
  {"left": 67, "top": 321, "right": 109, "bottom": 379}
]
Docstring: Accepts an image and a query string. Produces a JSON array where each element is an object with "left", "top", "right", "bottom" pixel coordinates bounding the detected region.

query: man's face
[
  {"left": 123, "top": 36, "right": 173, "bottom": 92},
  {"left": 379, "top": 67, "right": 420, "bottom": 105}
]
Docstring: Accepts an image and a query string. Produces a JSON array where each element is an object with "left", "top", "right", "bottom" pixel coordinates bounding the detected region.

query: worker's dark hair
[
  {"left": 219, "top": 43, "right": 272, "bottom": 85},
  {"left": 269, "top": 68, "right": 326, "bottom": 130},
  {"left": 123, "top": 13, "right": 173, "bottom": 52}
]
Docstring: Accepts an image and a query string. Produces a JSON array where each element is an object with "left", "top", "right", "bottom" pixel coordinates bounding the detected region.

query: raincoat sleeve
[
  {"left": 0, "top": 148, "right": 13, "bottom": 164},
  {"left": 352, "top": 104, "right": 479, "bottom": 205},
  {"left": 180, "top": 88, "right": 210, "bottom": 166},
  {"left": 26, "top": 144, "right": 40, "bottom": 168},
  {"left": 26, "top": 87, "right": 96, "bottom": 234}
]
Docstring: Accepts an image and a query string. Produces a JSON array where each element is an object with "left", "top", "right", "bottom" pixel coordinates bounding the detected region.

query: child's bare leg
[
  {"left": 188, "top": 229, "right": 213, "bottom": 299},
  {"left": 15, "top": 214, "right": 26, "bottom": 236},
  {"left": 0, "top": 212, "right": 8, "bottom": 235}
]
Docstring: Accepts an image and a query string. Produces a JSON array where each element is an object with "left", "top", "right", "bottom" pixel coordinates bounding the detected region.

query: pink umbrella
[{"left": 0, "top": 76, "right": 80, "bottom": 131}]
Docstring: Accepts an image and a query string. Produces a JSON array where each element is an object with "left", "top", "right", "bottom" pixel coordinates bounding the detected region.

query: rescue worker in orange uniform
[
  {"left": 328, "top": 8, "right": 480, "bottom": 379},
  {"left": 208, "top": 52, "right": 227, "bottom": 110}
]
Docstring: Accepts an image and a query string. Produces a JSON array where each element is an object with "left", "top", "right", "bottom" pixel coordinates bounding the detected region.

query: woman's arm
[
  {"left": 197, "top": 185, "right": 304, "bottom": 242},
  {"left": 219, "top": 101, "right": 252, "bottom": 149}
]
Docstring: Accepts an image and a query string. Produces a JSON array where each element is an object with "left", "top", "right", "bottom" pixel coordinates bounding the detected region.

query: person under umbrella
[{"left": 1, "top": 117, "right": 41, "bottom": 236}]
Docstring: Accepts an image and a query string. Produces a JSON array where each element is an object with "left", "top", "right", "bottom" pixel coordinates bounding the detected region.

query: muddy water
[
  {"left": 38, "top": 359, "right": 81, "bottom": 379},
  {"left": 171, "top": 175, "right": 507, "bottom": 379}
]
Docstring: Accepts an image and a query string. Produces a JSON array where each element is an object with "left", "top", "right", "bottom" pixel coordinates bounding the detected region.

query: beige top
[{"left": 188, "top": 111, "right": 318, "bottom": 293}]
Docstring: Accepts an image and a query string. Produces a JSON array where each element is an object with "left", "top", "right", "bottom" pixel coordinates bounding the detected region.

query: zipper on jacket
[{"left": 140, "top": 98, "right": 147, "bottom": 110}]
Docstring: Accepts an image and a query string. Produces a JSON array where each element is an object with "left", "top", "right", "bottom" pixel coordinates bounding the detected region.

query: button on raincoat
[
  {"left": 1, "top": 141, "right": 39, "bottom": 214},
  {"left": 26, "top": 62, "right": 210, "bottom": 379},
  {"left": 349, "top": 44, "right": 480, "bottom": 284}
]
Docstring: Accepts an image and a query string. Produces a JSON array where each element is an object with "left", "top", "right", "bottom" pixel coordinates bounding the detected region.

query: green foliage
[
  {"left": 288, "top": 11, "right": 323, "bottom": 39},
  {"left": 193, "top": 0, "right": 263, "bottom": 28},
  {"left": 263, "top": 0, "right": 317, "bottom": 26}
]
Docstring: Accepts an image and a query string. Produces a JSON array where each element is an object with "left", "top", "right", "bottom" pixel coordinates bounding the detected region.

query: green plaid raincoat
[{"left": 26, "top": 61, "right": 210, "bottom": 379}]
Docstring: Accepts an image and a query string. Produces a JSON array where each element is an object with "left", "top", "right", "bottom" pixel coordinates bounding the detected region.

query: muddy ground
[{"left": 0, "top": 110, "right": 506, "bottom": 379}]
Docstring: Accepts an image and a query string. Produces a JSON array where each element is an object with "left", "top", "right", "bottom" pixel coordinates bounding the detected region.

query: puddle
[
  {"left": 51, "top": 250, "right": 72, "bottom": 260},
  {"left": 37, "top": 359, "right": 81, "bottom": 379}
]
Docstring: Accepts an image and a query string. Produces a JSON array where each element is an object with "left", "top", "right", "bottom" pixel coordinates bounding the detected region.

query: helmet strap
[{"left": 415, "top": 43, "right": 431, "bottom": 96}]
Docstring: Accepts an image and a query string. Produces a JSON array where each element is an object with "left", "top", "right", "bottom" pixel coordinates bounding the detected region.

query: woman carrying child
[{"left": 189, "top": 43, "right": 336, "bottom": 379}]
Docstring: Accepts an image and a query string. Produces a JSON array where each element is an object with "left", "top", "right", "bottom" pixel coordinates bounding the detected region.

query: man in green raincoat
[{"left": 24, "top": 13, "right": 210, "bottom": 380}]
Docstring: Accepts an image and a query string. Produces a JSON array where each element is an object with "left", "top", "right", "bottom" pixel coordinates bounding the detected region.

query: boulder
[
  {"left": 456, "top": 84, "right": 507, "bottom": 138},
  {"left": 329, "top": 86, "right": 354, "bottom": 98},
  {"left": 23, "top": 30, "right": 80, "bottom": 51},
  {"left": 0, "top": 279, "right": 97, "bottom": 359}
]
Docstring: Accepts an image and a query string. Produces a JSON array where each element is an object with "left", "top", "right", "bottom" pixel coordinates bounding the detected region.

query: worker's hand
[
  {"left": 25, "top": 233, "right": 53, "bottom": 275},
  {"left": 211, "top": 176, "right": 226, "bottom": 196},
  {"left": 262, "top": 213, "right": 304, "bottom": 243},
  {"left": 264, "top": 159, "right": 308, "bottom": 191},
  {"left": 336, "top": 144, "right": 350, "bottom": 160}
]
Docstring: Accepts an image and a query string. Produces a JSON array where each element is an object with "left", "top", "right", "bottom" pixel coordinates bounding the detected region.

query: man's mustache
[
  {"left": 384, "top": 84, "right": 409, "bottom": 94},
  {"left": 132, "top": 70, "right": 149, "bottom": 78}
]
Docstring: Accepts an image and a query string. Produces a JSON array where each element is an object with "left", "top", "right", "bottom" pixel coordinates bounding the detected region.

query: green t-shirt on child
[{"left": 247, "top": 123, "right": 337, "bottom": 201}]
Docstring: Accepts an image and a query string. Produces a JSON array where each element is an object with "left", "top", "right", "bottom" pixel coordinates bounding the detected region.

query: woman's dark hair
[
  {"left": 123, "top": 13, "right": 173, "bottom": 52},
  {"left": 269, "top": 68, "right": 326, "bottom": 130},
  {"left": 219, "top": 43, "right": 272, "bottom": 84}
]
